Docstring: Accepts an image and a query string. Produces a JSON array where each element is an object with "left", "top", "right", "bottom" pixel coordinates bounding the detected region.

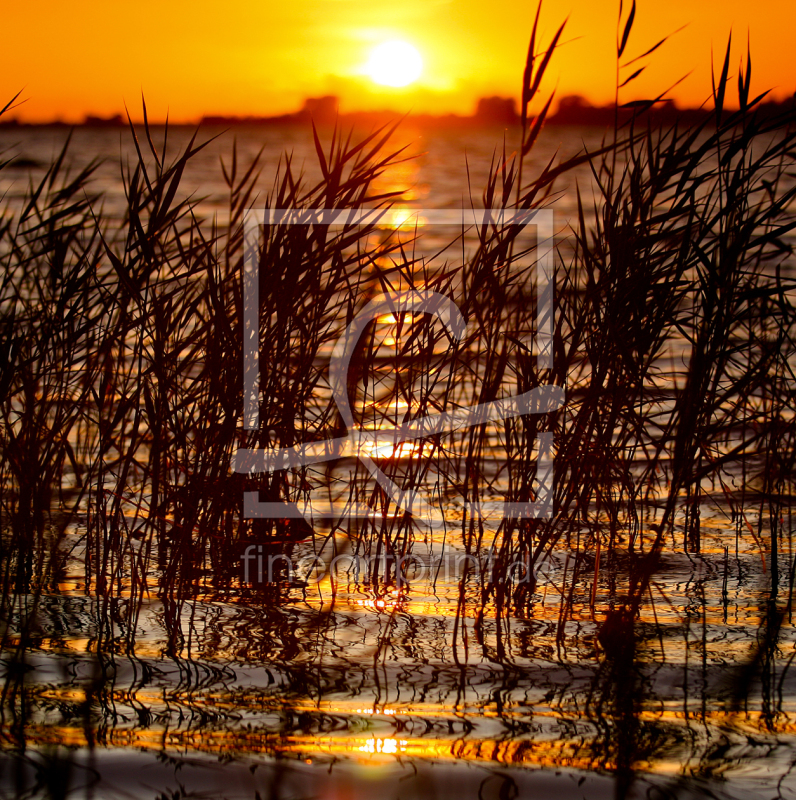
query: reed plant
[{"left": 0, "top": 2, "right": 795, "bottom": 796}]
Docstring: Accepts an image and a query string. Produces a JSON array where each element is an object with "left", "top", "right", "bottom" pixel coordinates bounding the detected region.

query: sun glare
[{"left": 365, "top": 41, "right": 423, "bottom": 88}]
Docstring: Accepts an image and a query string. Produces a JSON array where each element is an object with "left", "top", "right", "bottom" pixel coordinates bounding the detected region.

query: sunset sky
[{"left": 3, "top": 0, "right": 795, "bottom": 122}]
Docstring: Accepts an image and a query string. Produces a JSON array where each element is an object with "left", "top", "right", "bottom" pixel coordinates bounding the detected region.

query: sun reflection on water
[
  {"left": 358, "top": 737, "right": 408, "bottom": 755},
  {"left": 355, "top": 586, "right": 407, "bottom": 613},
  {"left": 368, "top": 440, "right": 437, "bottom": 460}
]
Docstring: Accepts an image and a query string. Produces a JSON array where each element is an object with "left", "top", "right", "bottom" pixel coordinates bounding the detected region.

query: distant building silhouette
[
  {"left": 83, "top": 114, "right": 124, "bottom": 127},
  {"left": 551, "top": 95, "right": 615, "bottom": 125},
  {"left": 198, "top": 91, "right": 796, "bottom": 132},
  {"left": 298, "top": 96, "right": 339, "bottom": 125},
  {"left": 474, "top": 96, "right": 519, "bottom": 125},
  {"left": 552, "top": 94, "right": 686, "bottom": 126}
]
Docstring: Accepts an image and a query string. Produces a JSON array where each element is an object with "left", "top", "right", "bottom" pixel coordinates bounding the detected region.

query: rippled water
[
  {"left": 0, "top": 122, "right": 593, "bottom": 217},
  {"left": 1, "top": 122, "right": 796, "bottom": 800}
]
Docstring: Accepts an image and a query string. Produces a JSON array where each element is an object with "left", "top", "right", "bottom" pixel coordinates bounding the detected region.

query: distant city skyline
[{"left": 2, "top": 0, "right": 794, "bottom": 123}]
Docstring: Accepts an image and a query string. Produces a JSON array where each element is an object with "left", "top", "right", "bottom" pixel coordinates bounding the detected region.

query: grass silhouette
[{"left": 1, "top": 2, "right": 796, "bottom": 797}]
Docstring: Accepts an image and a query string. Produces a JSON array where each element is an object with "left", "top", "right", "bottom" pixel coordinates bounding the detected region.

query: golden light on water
[
  {"left": 355, "top": 587, "right": 406, "bottom": 612},
  {"left": 369, "top": 440, "right": 437, "bottom": 459},
  {"left": 358, "top": 737, "right": 407, "bottom": 755},
  {"left": 384, "top": 208, "right": 427, "bottom": 229},
  {"left": 365, "top": 41, "right": 423, "bottom": 88},
  {"left": 377, "top": 313, "right": 418, "bottom": 324}
]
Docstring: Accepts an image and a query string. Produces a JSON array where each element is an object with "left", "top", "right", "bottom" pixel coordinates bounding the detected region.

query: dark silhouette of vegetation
[{"left": 1, "top": 3, "right": 796, "bottom": 799}]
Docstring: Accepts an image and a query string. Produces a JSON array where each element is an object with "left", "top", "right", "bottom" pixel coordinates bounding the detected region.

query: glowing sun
[{"left": 365, "top": 41, "right": 423, "bottom": 88}]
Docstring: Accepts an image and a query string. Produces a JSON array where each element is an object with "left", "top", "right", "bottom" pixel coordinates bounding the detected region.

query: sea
[{"left": 0, "top": 120, "right": 795, "bottom": 800}]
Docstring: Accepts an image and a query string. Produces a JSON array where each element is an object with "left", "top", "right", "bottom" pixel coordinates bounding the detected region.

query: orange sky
[{"left": 2, "top": 0, "right": 795, "bottom": 122}]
